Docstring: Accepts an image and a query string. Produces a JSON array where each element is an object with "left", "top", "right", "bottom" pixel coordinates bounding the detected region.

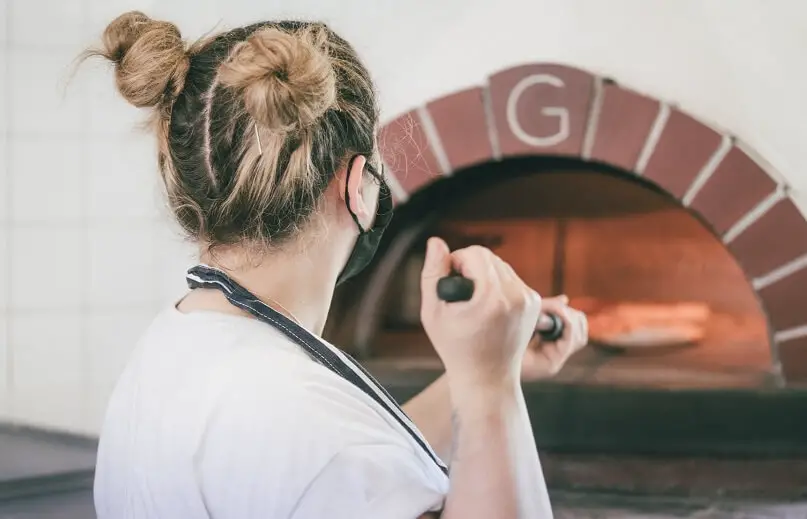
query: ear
[{"left": 338, "top": 155, "right": 371, "bottom": 220}]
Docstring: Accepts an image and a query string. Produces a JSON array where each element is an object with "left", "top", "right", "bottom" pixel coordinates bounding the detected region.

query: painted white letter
[{"left": 506, "top": 74, "right": 569, "bottom": 148}]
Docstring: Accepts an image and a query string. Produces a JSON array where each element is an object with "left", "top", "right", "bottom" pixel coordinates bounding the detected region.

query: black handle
[
  {"left": 436, "top": 274, "right": 564, "bottom": 342},
  {"left": 436, "top": 275, "right": 476, "bottom": 303}
]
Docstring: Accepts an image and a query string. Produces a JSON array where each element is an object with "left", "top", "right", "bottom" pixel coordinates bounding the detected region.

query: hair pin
[{"left": 254, "top": 124, "right": 263, "bottom": 156}]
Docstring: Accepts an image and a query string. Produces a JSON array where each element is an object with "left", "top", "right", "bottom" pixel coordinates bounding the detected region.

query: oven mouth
[{"left": 326, "top": 155, "right": 776, "bottom": 391}]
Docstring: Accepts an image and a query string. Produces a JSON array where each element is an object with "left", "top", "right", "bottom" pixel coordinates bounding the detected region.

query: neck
[{"left": 201, "top": 241, "right": 340, "bottom": 335}]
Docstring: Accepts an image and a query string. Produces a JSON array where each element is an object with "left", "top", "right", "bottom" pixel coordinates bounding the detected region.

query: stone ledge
[{"left": 374, "top": 367, "right": 807, "bottom": 457}]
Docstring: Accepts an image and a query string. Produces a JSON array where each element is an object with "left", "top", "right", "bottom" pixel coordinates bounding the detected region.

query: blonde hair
[{"left": 83, "top": 12, "right": 380, "bottom": 248}]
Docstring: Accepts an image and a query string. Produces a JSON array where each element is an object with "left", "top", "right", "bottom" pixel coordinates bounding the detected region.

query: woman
[{"left": 86, "top": 12, "right": 588, "bottom": 519}]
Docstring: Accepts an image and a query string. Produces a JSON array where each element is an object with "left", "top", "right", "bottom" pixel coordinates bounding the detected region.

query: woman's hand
[
  {"left": 521, "top": 295, "right": 589, "bottom": 381},
  {"left": 419, "top": 237, "right": 541, "bottom": 393},
  {"left": 419, "top": 238, "right": 557, "bottom": 519}
]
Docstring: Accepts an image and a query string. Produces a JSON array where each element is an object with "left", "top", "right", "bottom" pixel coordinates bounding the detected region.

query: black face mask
[{"left": 336, "top": 156, "right": 394, "bottom": 285}]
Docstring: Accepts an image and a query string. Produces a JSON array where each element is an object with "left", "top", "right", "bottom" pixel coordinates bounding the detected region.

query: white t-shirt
[{"left": 94, "top": 306, "right": 449, "bottom": 519}]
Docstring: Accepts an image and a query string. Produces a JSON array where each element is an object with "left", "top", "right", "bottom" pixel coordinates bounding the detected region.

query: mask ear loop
[
  {"left": 344, "top": 155, "right": 368, "bottom": 234},
  {"left": 373, "top": 162, "right": 393, "bottom": 218}
]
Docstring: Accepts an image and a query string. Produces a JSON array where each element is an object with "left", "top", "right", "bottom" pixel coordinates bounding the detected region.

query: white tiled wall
[
  {"left": 10, "top": 228, "right": 84, "bottom": 311},
  {"left": 85, "top": 136, "right": 161, "bottom": 221},
  {"left": 2, "top": 0, "right": 807, "bottom": 435},
  {"left": 11, "top": 137, "right": 84, "bottom": 222},
  {"left": 1, "top": 0, "right": 197, "bottom": 436},
  {"left": 1, "top": 0, "right": 7, "bottom": 423},
  {"left": 0, "top": 317, "right": 7, "bottom": 417},
  {"left": 10, "top": 313, "right": 85, "bottom": 432},
  {"left": 83, "top": 309, "right": 155, "bottom": 431}
]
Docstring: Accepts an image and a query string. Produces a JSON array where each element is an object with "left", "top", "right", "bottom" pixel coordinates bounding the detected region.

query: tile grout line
[
  {"left": 151, "top": 165, "right": 164, "bottom": 326},
  {"left": 481, "top": 80, "right": 502, "bottom": 161},
  {"left": 722, "top": 187, "right": 786, "bottom": 244},
  {"left": 416, "top": 106, "right": 452, "bottom": 176},
  {"left": 6, "top": 216, "right": 169, "bottom": 228},
  {"left": 4, "top": 0, "right": 14, "bottom": 416},
  {"left": 79, "top": 5, "right": 93, "bottom": 433},
  {"left": 752, "top": 252, "right": 807, "bottom": 290},
  {"left": 3, "top": 304, "right": 165, "bottom": 316},
  {"left": 773, "top": 324, "right": 807, "bottom": 343},
  {"left": 633, "top": 102, "right": 670, "bottom": 175},
  {"left": 681, "top": 135, "right": 733, "bottom": 207},
  {"left": 580, "top": 77, "right": 604, "bottom": 160}
]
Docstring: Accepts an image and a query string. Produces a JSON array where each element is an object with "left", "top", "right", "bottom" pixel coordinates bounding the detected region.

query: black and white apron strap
[{"left": 186, "top": 264, "right": 448, "bottom": 476}]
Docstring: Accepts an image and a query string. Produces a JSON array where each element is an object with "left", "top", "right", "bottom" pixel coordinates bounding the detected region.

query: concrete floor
[
  {"left": 0, "top": 421, "right": 805, "bottom": 518},
  {"left": 0, "top": 427, "right": 95, "bottom": 484},
  {"left": 552, "top": 492, "right": 807, "bottom": 518},
  {"left": 0, "top": 490, "right": 94, "bottom": 519},
  {"left": 0, "top": 489, "right": 804, "bottom": 519}
]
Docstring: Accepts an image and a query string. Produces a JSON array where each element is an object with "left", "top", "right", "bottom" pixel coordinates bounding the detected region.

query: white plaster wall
[{"left": 0, "top": 0, "right": 805, "bottom": 434}]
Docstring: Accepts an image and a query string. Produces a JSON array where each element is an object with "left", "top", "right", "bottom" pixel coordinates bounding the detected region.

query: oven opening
[{"left": 326, "top": 156, "right": 774, "bottom": 391}]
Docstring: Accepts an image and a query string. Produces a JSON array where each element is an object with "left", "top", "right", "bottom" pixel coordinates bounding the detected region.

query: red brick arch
[{"left": 378, "top": 63, "right": 807, "bottom": 386}]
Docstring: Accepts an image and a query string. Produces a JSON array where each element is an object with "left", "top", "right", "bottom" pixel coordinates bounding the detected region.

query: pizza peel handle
[
  {"left": 436, "top": 273, "right": 564, "bottom": 342},
  {"left": 435, "top": 274, "right": 475, "bottom": 303}
]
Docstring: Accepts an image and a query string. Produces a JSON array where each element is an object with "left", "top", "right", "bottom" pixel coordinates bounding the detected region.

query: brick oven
[
  {"left": 326, "top": 63, "right": 807, "bottom": 385},
  {"left": 323, "top": 64, "right": 807, "bottom": 491}
]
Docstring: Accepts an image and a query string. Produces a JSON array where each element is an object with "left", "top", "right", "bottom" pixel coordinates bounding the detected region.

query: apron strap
[{"left": 186, "top": 264, "right": 448, "bottom": 476}]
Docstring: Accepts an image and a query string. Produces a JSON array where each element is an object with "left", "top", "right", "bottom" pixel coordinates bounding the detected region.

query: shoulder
[
  {"left": 144, "top": 309, "right": 447, "bottom": 515},
  {"left": 196, "top": 353, "right": 446, "bottom": 518},
  {"left": 204, "top": 347, "right": 414, "bottom": 453}
]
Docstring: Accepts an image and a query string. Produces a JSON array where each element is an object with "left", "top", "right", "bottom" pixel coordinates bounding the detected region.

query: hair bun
[
  {"left": 98, "top": 11, "right": 189, "bottom": 108},
  {"left": 219, "top": 25, "right": 337, "bottom": 132}
]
